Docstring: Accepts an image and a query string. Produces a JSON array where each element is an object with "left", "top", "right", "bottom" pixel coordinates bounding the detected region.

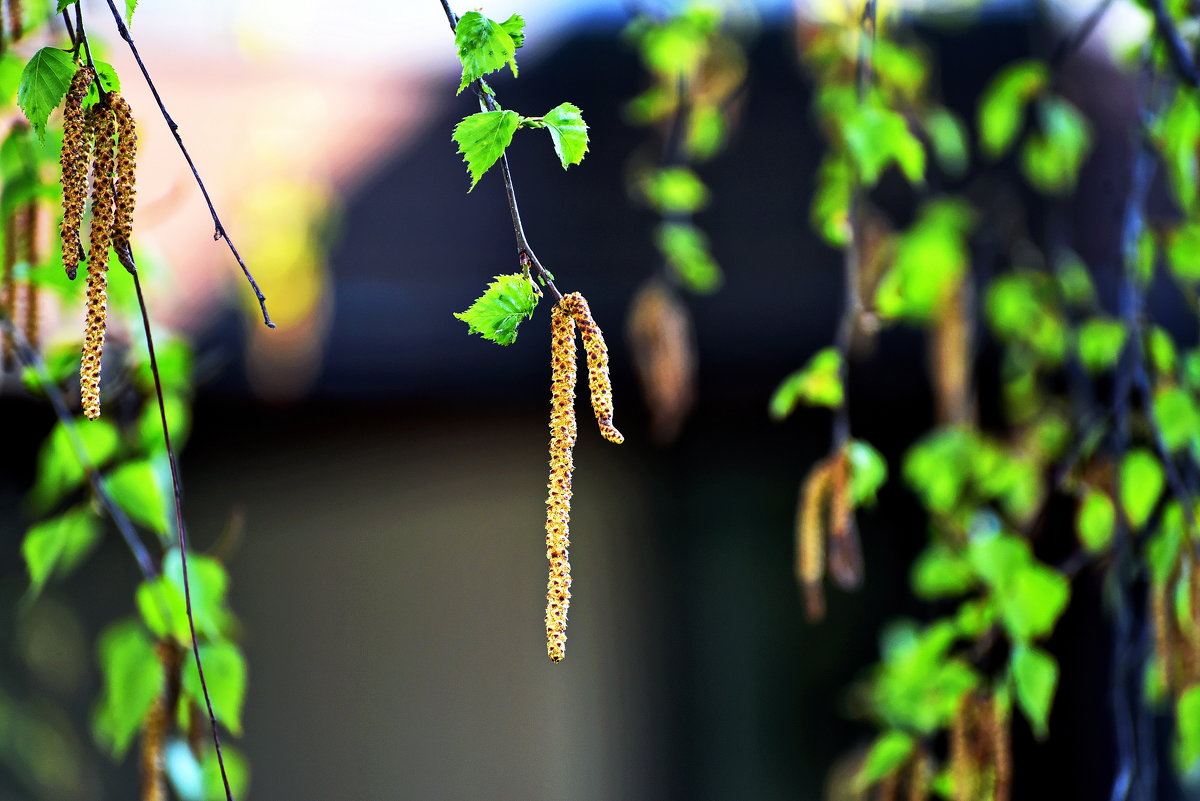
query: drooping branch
[
  {"left": 437, "top": 0, "right": 564, "bottom": 303},
  {"left": 99, "top": 0, "right": 274, "bottom": 328},
  {"left": 119, "top": 245, "right": 238, "bottom": 801}
]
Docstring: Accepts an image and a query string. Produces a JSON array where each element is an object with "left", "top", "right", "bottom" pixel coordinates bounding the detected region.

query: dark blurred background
[{"left": 0, "top": 0, "right": 1172, "bottom": 798}]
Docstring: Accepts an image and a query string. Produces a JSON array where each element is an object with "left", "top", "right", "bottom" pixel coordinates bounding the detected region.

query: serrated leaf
[
  {"left": 453, "top": 273, "right": 539, "bottom": 346},
  {"left": 126, "top": 0, "right": 137, "bottom": 22},
  {"left": 452, "top": 110, "right": 520, "bottom": 190},
  {"left": 92, "top": 619, "right": 160, "bottom": 758},
  {"left": 499, "top": 14, "right": 525, "bottom": 48},
  {"left": 454, "top": 11, "right": 518, "bottom": 93},
  {"left": 22, "top": 506, "right": 100, "bottom": 598},
  {"left": 770, "top": 348, "right": 843, "bottom": 418},
  {"left": 542, "top": 102, "right": 588, "bottom": 169},
  {"left": 854, "top": 730, "right": 914, "bottom": 790},
  {"left": 56, "top": 0, "right": 76, "bottom": 11},
  {"left": 84, "top": 61, "right": 121, "bottom": 109},
  {"left": 1011, "top": 644, "right": 1058, "bottom": 739},
  {"left": 181, "top": 642, "right": 247, "bottom": 736},
  {"left": 18, "top": 47, "right": 77, "bottom": 141}
]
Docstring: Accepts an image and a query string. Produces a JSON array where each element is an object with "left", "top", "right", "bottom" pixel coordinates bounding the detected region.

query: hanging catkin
[
  {"left": 59, "top": 67, "right": 95, "bottom": 281},
  {"left": 5, "top": 0, "right": 21, "bottom": 42},
  {"left": 797, "top": 458, "right": 832, "bottom": 621},
  {"left": 1, "top": 212, "right": 14, "bottom": 367},
  {"left": 111, "top": 94, "right": 138, "bottom": 252},
  {"left": 545, "top": 299, "right": 578, "bottom": 662},
  {"left": 560, "top": 292, "right": 623, "bottom": 444},
  {"left": 80, "top": 104, "right": 116, "bottom": 421},
  {"left": 20, "top": 200, "right": 37, "bottom": 351}
]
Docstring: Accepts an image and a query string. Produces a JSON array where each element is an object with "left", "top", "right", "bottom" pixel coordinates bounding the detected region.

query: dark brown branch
[
  {"left": 438, "top": 0, "right": 563, "bottom": 303},
  {"left": 121, "top": 244, "right": 237, "bottom": 801},
  {"left": 99, "top": 0, "right": 274, "bottom": 328},
  {"left": 1149, "top": 0, "right": 1200, "bottom": 87}
]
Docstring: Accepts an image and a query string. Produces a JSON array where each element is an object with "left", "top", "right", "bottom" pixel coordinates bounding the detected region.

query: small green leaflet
[
  {"left": 84, "top": 61, "right": 122, "bottom": 109},
  {"left": 92, "top": 619, "right": 161, "bottom": 758},
  {"left": 453, "top": 109, "right": 521, "bottom": 190},
  {"left": 769, "top": 347, "right": 843, "bottom": 417},
  {"left": 127, "top": 0, "right": 138, "bottom": 23},
  {"left": 182, "top": 642, "right": 248, "bottom": 735},
  {"left": 22, "top": 506, "right": 101, "bottom": 598},
  {"left": 17, "top": 47, "right": 76, "bottom": 141},
  {"left": 455, "top": 11, "right": 522, "bottom": 94},
  {"left": 1011, "top": 644, "right": 1058, "bottom": 739},
  {"left": 56, "top": 0, "right": 76, "bottom": 10},
  {"left": 541, "top": 102, "right": 589, "bottom": 169},
  {"left": 454, "top": 274, "right": 539, "bottom": 346},
  {"left": 854, "top": 730, "right": 914, "bottom": 790}
]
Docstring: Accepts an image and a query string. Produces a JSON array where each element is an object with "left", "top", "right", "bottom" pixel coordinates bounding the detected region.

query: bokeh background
[{"left": 0, "top": 0, "right": 1167, "bottom": 798}]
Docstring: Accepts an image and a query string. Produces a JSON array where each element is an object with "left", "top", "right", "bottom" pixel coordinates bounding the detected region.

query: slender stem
[
  {"left": 1050, "top": 0, "right": 1114, "bottom": 68},
  {"left": 1149, "top": 0, "right": 1200, "bottom": 87},
  {"left": 99, "top": 0, "right": 274, "bottom": 328},
  {"left": 125, "top": 248, "right": 237, "bottom": 801},
  {"left": 438, "top": 0, "right": 563, "bottom": 303},
  {"left": 74, "top": 6, "right": 107, "bottom": 105},
  {"left": 832, "top": 0, "right": 876, "bottom": 450}
]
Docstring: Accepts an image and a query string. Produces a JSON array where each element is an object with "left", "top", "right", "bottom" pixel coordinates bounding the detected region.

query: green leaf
[
  {"left": 106, "top": 459, "right": 170, "bottom": 534},
  {"left": 131, "top": 337, "right": 193, "bottom": 394},
  {"left": 1076, "top": 318, "right": 1126, "bottom": 373},
  {"left": 137, "top": 550, "right": 232, "bottom": 644},
  {"left": 854, "top": 730, "right": 914, "bottom": 790},
  {"left": 811, "top": 155, "right": 852, "bottom": 247},
  {"left": 181, "top": 642, "right": 247, "bottom": 736},
  {"left": 498, "top": 13, "right": 525, "bottom": 47},
  {"left": 912, "top": 543, "right": 975, "bottom": 600},
  {"left": 30, "top": 418, "right": 122, "bottom": 513},
  {"left": 770, "top": 348, "right": 843, "bottom": 418},
  {"left": 22, "top": 507, "right": 100, "bottom": 598},
  {"left": 92, "top": 619, "right": 160, "bottom": 758},
  {"left": 1077, "top": 488, "right": 1115, "bottom": 553},
  {"left": 1011, "top": 645, "right": 1058, "bottom": 739},
  {"left": 876, "top": 200, "right": 974, "bottom": 322},
  {"left": 1167, "top": 222, "right": 1200, "bottom": 282},
  {"left": 454, "top": 10, "right": 519, "bottom": 93},
  {"left": 56, "top": 0, "right": 75, "bottom": 11},
  {"left": 1177, "top": 684, "right": 1200, "bottom": 771},
  {"left": 847, "top": 440, "right": 887, "bottom": 507},
  {"left": 1055, "top": 250, "right": 1096, "bottom": 307},
  {"left": 1020, "top": 97, "right": 1091, "bottom": 194},
  {"left": 1120, "top": 448, "right": 1165, "bottom": 530},
  {"left": 126, "top": 0, "right": 137, "bottom": 23},
  {"left": 978, "top": 60, "right": 1047, "bottom": 159},
  {"left": 1154, "top": 387, "right": 1199, "bottom": 453},
  {"left": 166, "top": 742, "right": 250, "bottom": 801},
  {"left": 453, "top": 273, "right": 539, "bottom": 346},
  {"left": 642, "top": 167, "right": 708, "bottom": 214},
  {"left": 1001, "top": 563, "right": 1070, "bottom": 641},
  {"left": 452, "top": 110, "right": 521, "bottom": 190},
  {"left": 655, "top": 222, "right": 721, "bottom": 293},
  {"left": 18, "top": 48, "right": 77, "bottom": 141},
  {"left": 924, "top": 107, "right": 968, "bottom": 177},
  {"left": 84, "top": 61, "right": 121, "bottom": 109},
  {"left": 541, "top": 102, "right": 589, "bottom": 169},
  {"left": 872, "top": 620, "right": 979, "bottom": 733},
  {"left": 1151, "top": 88, "right": 1200, "bottom": 212},
  {"left": 138, "top": 394, "right": 192, "bottom": 453},
  {"left": 1149, "top": 327, "right": 1178, "bottom": 376},
  {"left": 842, "top": 103, "right": 926, "bottom": 186}
]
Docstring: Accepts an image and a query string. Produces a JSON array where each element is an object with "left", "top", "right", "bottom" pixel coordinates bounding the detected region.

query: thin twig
[
  {"left": 121, "top": 245, "right": 237, "bottom": 801},
  {"left": 98, "top": 0, "right": 274, "bottom": 328},
  {"left": 1148, "top": 0, "right": 1200, "bottom": 87},
  {"left": 438, "top": 0, "right": 563, "bottom": 302},
  {"left": 831, "top": 0, "right": 876, "bottom": 450},
  {"left": 1050, "top": 0, "right": 1115, "bottom": 69}
]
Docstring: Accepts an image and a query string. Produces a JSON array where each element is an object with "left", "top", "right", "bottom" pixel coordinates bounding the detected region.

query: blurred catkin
[
  {"left": 59, "top": 67, "right": 95, "bottom": 281},
  {"left": 80, "top": 104, "right": 116, "bottom": 420},
  {"left": 626, "top": 281, "right": 695, "bottom": 443},
  {"left": 561, "top": 292, "right": 623, "bottom": 444},
  {"left": 545, "top": 299, "right": 578, "bottom": 662}
]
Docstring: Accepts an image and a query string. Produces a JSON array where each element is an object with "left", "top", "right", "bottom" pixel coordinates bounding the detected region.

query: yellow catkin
[
  {"left": 20, "top": 200, "right": 37, "bottom": 351},
  {"left": 797, "top": 458, "right": 833, "bottom": 621},
  {"left": 905, "top": 753, "right": 929, "bottom": 801},
  {"left": 949, "top": 696, "right": 972, "bottom": 801},
  {"left": 877, "top": 769, "right": 900, "bottom": 801},
  {"left": 6, "top": 0, "right": 21, "bottom": 42},
  {"left": 986, "top": 695, "right": 1011, "bottom": 801},
  {"left": 560, "top": 292, "right": 623, "bottom": 444},
  {"left": 110, "top": 93, "right": 138, "bottom": 251},
  {"left": 80, "top": 104, "right": 116, "bottom": 420},
  {"left": 59, "top": 67, "right": 95, "bottom": 280},
  {"left": 827, "top": 449, "right": 863, "bottom": 590},
  {"left": 545, "top": 300, "right": 578, "bottom": 662},
  {"left": 139, "top": 685, "right": 167, "bottom": 801},
  {"left": 1153, "top": 578, "right": 1176, "bottom": 696},
  {"left": 1, "top": 212, "right": 14, "bottom": 366}
]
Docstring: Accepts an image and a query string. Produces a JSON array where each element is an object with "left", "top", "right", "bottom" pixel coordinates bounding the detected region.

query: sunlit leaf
[
  {"left": 642, "top": 167, "right": 708, "bottom": 214},
  {"left": 1011, "top": 644, "right": 1058, "bottom": 739},
  {"left": 847, "top": 440, "right": 887, "bottom": 507},
  {"left": 30, "top": 418, "right": 121, "bottom": 513},
  {"left": 978, "top": 60, "right": 1047, "bottom": 159},
  {"left": 541, "top": 102, "right": 588, "bottom": 168},
  {"left": 17, "top": 47, "right": 76, "bottom": 141},
  {"left": 656, "top": 222, "right": 721, "bottom": 293},
  {"left": 854, "top": 730, "right": 914, "bottom": 790},
  {"left": 137, "top": 550, "right": 232, "bottom": 644},
  {"left": 1076, "top": 318, "right": 1126, "bottom": 373},
  {"left": 454, "top": 11, "right": 519, "bottom": 93},
  {"left": 181, "top": 642, "right": 247, "bottom": 736},
  {"left": 1076, "top": 488, "right": 1115, "bottom": 553},
  {"left": 106, "top": 459, "right": 170, "bottom": 535},
  {"left": 1120, "top": 448, "right": 1165, "bottom": 530},
  {"left": 22, "top": 506, "right": 100, "bottom": 598},
  {"left": 453, "top": 273, "right": 539, "bottom": 346},
  {"left": 770, "top": 348, "right": 843, "bottom": 418},
  {"left": 452, "top": 110, "right": 521, "bottom": 190},
  {"left": 92, "top": 619, "right": 160, "bottom": 758}
]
